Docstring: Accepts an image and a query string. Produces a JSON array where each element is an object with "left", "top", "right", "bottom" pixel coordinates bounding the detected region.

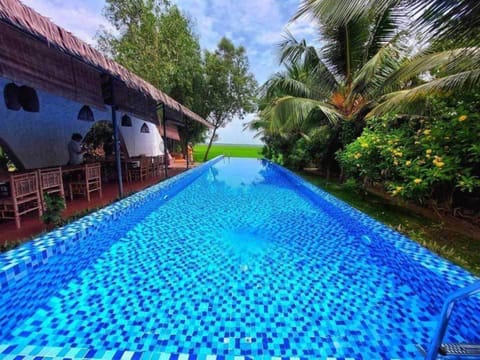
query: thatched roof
[{"left": 0, "top": 0, "right": 212, "bottom": 128}]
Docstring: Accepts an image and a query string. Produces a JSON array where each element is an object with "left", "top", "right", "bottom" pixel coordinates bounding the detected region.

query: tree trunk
[{"left": 203, "top": 126, "right": 217, "bottom": 162}]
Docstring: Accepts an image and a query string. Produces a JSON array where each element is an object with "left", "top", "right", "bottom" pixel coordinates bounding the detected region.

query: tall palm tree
[{"left": 260, "top": 0, "right": 479, "bottom": 136}]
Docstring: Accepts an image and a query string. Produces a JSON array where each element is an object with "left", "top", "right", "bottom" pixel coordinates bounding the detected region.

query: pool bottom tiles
[{"left": 1, "top": 158, "right": 478, "bottom": 359}]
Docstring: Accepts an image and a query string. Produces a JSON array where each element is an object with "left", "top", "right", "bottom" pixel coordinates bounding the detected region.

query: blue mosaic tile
[{"left": 0, "top": 157, "right": 478, "bottom": 360}]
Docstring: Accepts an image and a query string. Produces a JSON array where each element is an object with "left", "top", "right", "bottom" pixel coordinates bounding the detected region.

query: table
[
  {"left": 61, "top": 164, "right": 85, "bottom": 175},
  {"left": 100, "top": 159, "right": 140, "bottom": 179}
]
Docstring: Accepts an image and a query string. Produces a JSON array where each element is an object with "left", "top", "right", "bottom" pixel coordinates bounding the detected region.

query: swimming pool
[{"left": 0, "top": 157, "right": 478, "bottom": 359}]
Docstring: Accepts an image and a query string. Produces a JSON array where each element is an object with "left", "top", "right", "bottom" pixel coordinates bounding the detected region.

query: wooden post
[
  {"left": 161, "top": 104, "right": 168, "bottom": 179},
  {"left": 110, "top": 79, "right": 124, "bottom": 198}
]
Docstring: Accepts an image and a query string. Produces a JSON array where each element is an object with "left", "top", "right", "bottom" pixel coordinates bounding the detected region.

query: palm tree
[
  {"left": 294, "top": 0, "right": 480, "bottom": 46},
  {"left": 260, "top": 0, "right": 480, "bottom": 136}
]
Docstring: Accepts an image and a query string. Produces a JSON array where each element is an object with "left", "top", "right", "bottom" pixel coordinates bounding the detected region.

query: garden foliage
[{"left": 337, "top": 92, "right": 480, "bottom": 208}]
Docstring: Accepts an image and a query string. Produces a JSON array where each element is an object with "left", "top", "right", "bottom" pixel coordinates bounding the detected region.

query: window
[
  {"left": 121, "top": 114, "right": 132, "bottom": 127},
  {"left": 3, "top": 83, "right": 21, "bottom": 111},
  {"left": 19, "top": 86, "right": 39, "bottom": 112},
  {"left": 140, "top": 123, "right": 150, "bottom": 133},
  {"left": 3, "top": 83, "right": 40, "bottom": 112},
  {"left": 77, "top": 105, "right": 94, "bottom": 121}
]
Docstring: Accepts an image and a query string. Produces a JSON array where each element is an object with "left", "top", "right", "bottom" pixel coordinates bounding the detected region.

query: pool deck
[{"left": 0, "top": 161, "right": 195, "bottom": 247}]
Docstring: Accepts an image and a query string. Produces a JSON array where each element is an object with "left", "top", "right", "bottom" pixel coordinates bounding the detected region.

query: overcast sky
[{"left": 22, "top": 0, "right": 318, "bottom": 145}]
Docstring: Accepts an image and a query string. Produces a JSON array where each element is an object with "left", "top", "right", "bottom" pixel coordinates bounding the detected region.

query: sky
[{"left": 22, "top": 0, "right": 318, "bottom": 145}]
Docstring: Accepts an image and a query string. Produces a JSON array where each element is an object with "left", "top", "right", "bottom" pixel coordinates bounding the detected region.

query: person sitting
[{"left": 68, "top": 133, "right": 86, "bottom": 165}]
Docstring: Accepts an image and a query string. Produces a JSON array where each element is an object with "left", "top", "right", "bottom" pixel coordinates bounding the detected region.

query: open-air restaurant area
[{"left": 0, "top": 0, "right": 212, "bottom": 246}]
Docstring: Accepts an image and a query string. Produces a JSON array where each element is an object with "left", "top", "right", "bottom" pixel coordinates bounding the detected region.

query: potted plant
[{"left": 41, "top": 193, "right": 65, "bottom": 229}]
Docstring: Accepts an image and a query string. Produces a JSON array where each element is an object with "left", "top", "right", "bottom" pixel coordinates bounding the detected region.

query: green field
[{"left": 193, "top": 143, "right": 263, "bottom": 162}]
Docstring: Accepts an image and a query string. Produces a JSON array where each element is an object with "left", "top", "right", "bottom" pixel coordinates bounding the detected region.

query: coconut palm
[
  {"left": 260, "top": 0, "right": 480, "bottom": 136},
  {"left": 294, "top": 0, "right": 480, "bottom": 47}
]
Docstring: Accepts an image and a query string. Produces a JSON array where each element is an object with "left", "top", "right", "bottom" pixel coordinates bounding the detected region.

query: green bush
[
  {"left": 41, "top": 193, "right": 65, "bottom": 227},
  {"left": 263, "top": 126, "right": 335, "bottom": 170},
  {"left": 337, "top": 92, "right": 480, "bottom": 207}
]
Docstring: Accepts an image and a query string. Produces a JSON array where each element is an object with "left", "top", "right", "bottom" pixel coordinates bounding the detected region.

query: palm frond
[
  {"left": 311, "top": 60, "right": 340, "bottom": 93},
  {"left": 268, "top": 96, "right": 342, "bottom": 133},
  {"left": 278, "top": 30, "right": 316, "bottom": 65},
  {"left": 320, "top": 19, "right": 372, "bottom": 81},
  {"left": 261, "top": 58, "right": 338, "bottom": 101},
  {"left": 412, "top": 0, "right": 480, "bottom": 46},
  {"left": 242, "top": 117, "right": 268, "bottom": 138},
  {"left": 369, "top": 69, "right": 480, "bottom": 117},
  {"left": 262, "top": 75, "right": 315, "bottom": 100},
  {"left": 278, "top": 31, "right": 339, "bottom": 91},
  {"left": 292, "top": 0, "right": 401, "bottom": 27},
  {"left": 364, "top": 4, "right": 406, "bottom": 61},
  {"left": 350, "top": 40, "right": 403, "bottom": 99},
  {"left": 383, "top": 47, "right": 480, "bottom": 91},
  {"left": 304, "top": 125, "right": 332, "bottom": 141}
]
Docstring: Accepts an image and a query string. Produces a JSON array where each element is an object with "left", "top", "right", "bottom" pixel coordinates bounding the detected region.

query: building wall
[
  {"left": 119, "top": 115, "right": 164, "bottom": 158},
  {"left": 0, "top": 77, "right": 164, "bottom": 169},
  {"left": 0, "top": 77, "right": 109, "bottom": 169}
]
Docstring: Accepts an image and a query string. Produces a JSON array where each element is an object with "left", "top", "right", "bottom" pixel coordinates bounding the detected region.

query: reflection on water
[{"left": 206, "top": 158, "right": 268, "bottom": 189}]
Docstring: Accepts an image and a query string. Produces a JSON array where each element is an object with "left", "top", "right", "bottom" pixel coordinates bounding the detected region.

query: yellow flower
[
  {"left": 458, "top": 115, "right": 468, "bottom": 122},
  {"left": 426, "top": 149, "right": 432, "bottom": 154},
  {"left": 423, "top": 129, "right": 431, "bottom": 135},
  {"left": 414, "top": 178, "right": 422, "bottom": 184},
  {"left": 354, "top": 152, "right": 362, "bottom": 159},
  {"left": 405, "top": 160, "right": 412, "bottom": 166},
  {"left": 433, "top": 158, "right": 445, "bottom": 168}
]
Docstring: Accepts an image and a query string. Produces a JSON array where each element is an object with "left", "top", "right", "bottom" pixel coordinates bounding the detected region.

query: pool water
[{"left": 1, "top": 158, "right": 479, "bottom": 359}]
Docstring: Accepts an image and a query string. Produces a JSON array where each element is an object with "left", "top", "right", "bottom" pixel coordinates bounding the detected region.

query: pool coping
[{"left": 0, "top": 343, "right": 301, "bottom": 360}]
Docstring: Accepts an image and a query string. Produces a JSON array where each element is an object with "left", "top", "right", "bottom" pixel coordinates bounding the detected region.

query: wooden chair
[
  {"left": 0, "top": 171, "right": 42, "bottom": 228},
  {"left": 150, "top": 155, "right": 165, "bottom": 178},
  {"left": 127, "top": 156, "right": 150, "bottom": 182},
  {"left": 37, "top": 167, "right": 65, "bottom": 210},
  {"left": 69, "top": 163, "right": 102, "bottom": 202}
]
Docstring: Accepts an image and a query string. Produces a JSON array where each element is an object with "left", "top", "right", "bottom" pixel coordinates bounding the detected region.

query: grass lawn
[
  {"left": 299, "top": 172, "right": 480, "bottom": 276},
  {"left": 193, "top": 143, "right": 263, "bottom": 162}
]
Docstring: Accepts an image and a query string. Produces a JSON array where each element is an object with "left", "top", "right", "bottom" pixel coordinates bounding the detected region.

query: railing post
[{"left": 425, "top": 281, "right": 480, "bottom": 360}]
